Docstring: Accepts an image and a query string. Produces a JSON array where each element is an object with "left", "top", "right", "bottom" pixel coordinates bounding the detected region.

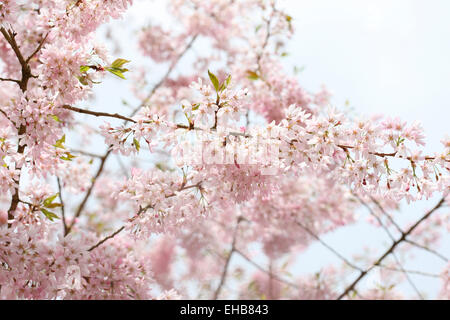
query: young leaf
[
  {"left": 208, "top": 70, "right": 220, "bottom": 92},
  {"left": 133, "top": 138, "right": 140, "bottom": 152},
  {"left": 111, "top": 58, "right": 130, "bottom": 69},
  {"left": 40, "top": 208, "right": 60, "bottom": 221},
  {"left": 45, "top": 203, "right": 63, "bottom": 209},
  {"left": 106, "top": 67, "right": 126, "bottom": 80},
  {"left": 60, "top": 152, "right": 76, "bottom": 161},
  {"left": 245, "top": 70, "right": 259, "bottom": 80},
  {"left": 43, "top": 193, "right": 59, "bottom": 207},
  {"left": 80, "top": 65, "right": 90, "bottom": 73},
  {"left": 77, "top": 75, "right": 89, "bottom": 86},
  {"left": 54, "top": 135, "right": 66, "bottom": 149},
  {"left": 219, "top": 75, "right": 231, "bottom": 91}
]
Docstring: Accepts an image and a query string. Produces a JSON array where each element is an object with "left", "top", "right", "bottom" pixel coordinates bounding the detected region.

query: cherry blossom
[{"left": 0, "top": 0, "right": 448, "bottom": 300}]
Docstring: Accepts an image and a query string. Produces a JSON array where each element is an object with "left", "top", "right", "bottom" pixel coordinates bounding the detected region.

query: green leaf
[
  {"left": 294, "top": 65, "right": 305, "bottom": 74},
  {"left": 105, "top": 59, "right": 130, "bottom": 80},
  {"left": 54, "top": 135, "right": 66, "bottom": 149},
  {"left": 133, "top": 138, "right": 140, "bottom": 152},
  {"left": 245, "top": 70, "right": 259, "bottom": 80},
  {"left": 45, "top": 203, "right": 63, "bottom": 209},
  {"left": 286, "top": 15, "right": 293, "bottom": 22},
  {"left": 106, "top": 67, "right": 126, "bottom": 80},
  {"left": 80, "top": 65, "right": 90, "bottom": 73},
  {"left": 248, "top": 280, "right": 256, "bottom": 291},
  {"left": 77, "top": 75, "right": 89, "bottom": 86},
  {"left": 111, "top": 58, "right": 130, "bottom": 69},
  {"left": 208, "top": 70, "right": 220, "bottom": 92},
  {"left": 60, "top": 152, "right": 76, "bottom": 161},
  {"left": 40, "top": 208, "right": 60, "bottom": 221},
  {"left": 43, "top": 193, "right": 59, "bottom": 207},
  {"left": 219, "top": 75, "right": 231, "bottom": 91},
  {"left": 50, "top": 115, "right": 61, "bottom": 122}
]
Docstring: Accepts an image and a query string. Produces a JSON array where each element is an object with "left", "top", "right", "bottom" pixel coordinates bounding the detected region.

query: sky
[{"left": 89, "top": 0, "right": 449, "bottom": 298}]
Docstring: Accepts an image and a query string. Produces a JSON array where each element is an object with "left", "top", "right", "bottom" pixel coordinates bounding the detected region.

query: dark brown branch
[
  {"left": 62, "top": 105, "right": 136, "bottom": 123},
  {"left": 57, "top": 177, "right": 68, "bottom": 235},
  {"left": 213, "top": 217, "right": 241, "bottom": 300},
  {"left": 70, "top": 149, "right": 104, "bottom": 159},
  {"left": 88, "top": 226, "right": 125, "bottom": 252},
  {"left": 87, "top": 183, "right": 202, "bottom": 250},
  {"left": 235, "top": 248, "right": 300, "bottom": 289},
  {"left": 0, "top": 77, "right": 20, "bottom": 84},
  {"left": 337, "top": 196, "right": 446, "bottom": 300},
  {"left": 369, "top": 195, "right": 404, "bottom": 235},
  {"left": 376, "top": 264, "right": 440, "bottom": 278},
  {"left": 404, "top": 239, "right": 448, "bottom": 262},
  {"left": 355, "top": 193, "right": 424, "bottom": 299},
  {"left": 0, "top": 27, "right": 43, "bottom": 223},
  {"left": 25, "top": 32, "right": 49, "bottom": 64},
  {"left": 138, "top": 34, "right": 198, "bottom": 115},
  {"left": 65, "top": 150, "right": 112, "bottom": 235},
  {"left": 0, "top": 108, "right": 16, "bottom": 126},
  {"left": 62, "top": 107, "right": 443, "bottom": 165},
  {"left": 337, "top": 144, "right": 445, "bottom": 162},
  {"left": 295, "top": 220, "right": 363, "bottom": 272}
]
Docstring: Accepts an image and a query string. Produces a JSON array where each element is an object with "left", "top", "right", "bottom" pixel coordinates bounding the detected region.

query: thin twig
[
  {"left": 235, "top": 248, "right": 300, "bottom": 290},
  {"left": 62, "top": 105, "right": 136, "bottom": 123},
  {"left": 57, "top": 177, "right": 68, "bottom": 235},
  {"left": 376, "top": 264, "right": 441, "bottom": 278},
  {"left": 369, "top": 195, "right": 404, "bottom": 235},
  {"left": 0, "top": 77, "right": 20, "bottom": 84},
  {"left": 0, "top": 27, "right": 40, "bottom": 223},
  {"left": 355, "top": 193, "right": 424, "bottom": 299},
  {"left": 213, "top": 217, "right": 242, "bottom": 299},
  {"left": 404, "top": 239, "right": 448, "bottom": 262},
  {"left": 87, "top": 183, "right": 202, "bottom": 251},
  {"left": 88, "top": 226, "right": 125, "bottom": 252},
  {"left": 25, "top": 32, "right": 49, "bottom": 63},
  {"left": 337, "top": 196, "right": 446, "bottom": 300},
  {"left": 70, "top": 149, "right": 104, "bottom": 159},
  {"left": 295, "top": 220, "right": 363, "bottom": 272},
  {"left": 138, "top": 34, "right": 198, "bottom": 113},
  {"left": 65, "top": 150, "right": 112, "bottom": 235}
]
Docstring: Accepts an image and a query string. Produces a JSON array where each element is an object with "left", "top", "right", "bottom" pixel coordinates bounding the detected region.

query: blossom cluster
[{"left": 0, "top": 0, "right": 448, "bottom": 300}]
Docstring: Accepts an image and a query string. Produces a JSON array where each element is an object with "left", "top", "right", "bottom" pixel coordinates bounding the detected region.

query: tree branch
[
  {"left": 87, "top": 183, "right": 202, "bottom": 250},
  {"left": 62, "top": 105, "right": 136, "bottom": 123},
  {"left": 25, "top": 32, "right": 49, "bottom": 64},
  {"left": 213, "top": 217, "right": 242, "bottom": 299},
  {"left": 57, "top": 177, "right": 68, "bottom": 235},
  {"left": 65, "top": 150, "right": 112, "bottom": 235},
  {"left": 355, "top": 193, "right": 424, "bottom": 299},
  {"left": 0, "top": 26, "right": 43, "bottom": 223},
  {"left": 234, "top": 248, "right": 300, "bottom": 290},
  {"left": 88, "top": 226, "right": 125, "bottom": 252},
  {"left": 337, "top": 196, "right": 446, "bottom": 300},
  {"left": 295, "top": 220, "right": 363, "bottom": 272}
]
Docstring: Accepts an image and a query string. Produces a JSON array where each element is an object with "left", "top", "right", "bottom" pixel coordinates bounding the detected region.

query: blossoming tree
[{"left": 0, "top": 0, "right": 448, "bottom": 300}]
